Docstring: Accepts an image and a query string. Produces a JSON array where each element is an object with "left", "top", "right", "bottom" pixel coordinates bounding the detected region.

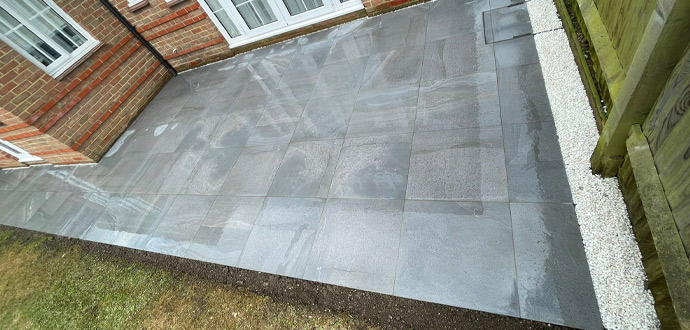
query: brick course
[{"left": 0, "top": 0, "right": 171, "bottom": 168}]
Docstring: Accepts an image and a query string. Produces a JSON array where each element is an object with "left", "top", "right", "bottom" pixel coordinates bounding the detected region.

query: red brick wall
[
  {"left": 0, "top": 0, "right": 171, "bottom": 168},
  {"left": 113, "top": 0, "right": 233, "bottom": 71}
]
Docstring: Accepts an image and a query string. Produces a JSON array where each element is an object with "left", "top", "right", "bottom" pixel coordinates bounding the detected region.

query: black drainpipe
[{"left": 99, "top": 0, "right": 177, "bottom": 76}]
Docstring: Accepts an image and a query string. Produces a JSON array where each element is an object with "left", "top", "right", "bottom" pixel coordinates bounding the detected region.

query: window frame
[{"left": 0, "top": 0, "right": 100, "bottom": 79}]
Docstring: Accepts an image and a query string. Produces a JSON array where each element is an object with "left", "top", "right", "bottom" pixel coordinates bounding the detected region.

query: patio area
[{"left": 0, "top": 0, "right": 601, "bottom": 328}]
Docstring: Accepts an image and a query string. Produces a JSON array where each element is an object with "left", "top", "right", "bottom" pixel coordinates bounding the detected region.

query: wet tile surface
[{"left": 0, "top": 2, "right": 600, "bottom": 327}]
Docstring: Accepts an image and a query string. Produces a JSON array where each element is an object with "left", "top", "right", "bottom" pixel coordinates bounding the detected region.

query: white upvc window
[
  {"left": 0, "top": 0, "right": 100, "bottom": 79},
  {"left": 0, "top": 138, "right": 42, "bottom": 163}
]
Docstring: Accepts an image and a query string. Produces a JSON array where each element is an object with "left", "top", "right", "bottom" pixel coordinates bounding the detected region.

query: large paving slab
[{"left": 0, "top": 1, "right": 601, "bottom": 328}]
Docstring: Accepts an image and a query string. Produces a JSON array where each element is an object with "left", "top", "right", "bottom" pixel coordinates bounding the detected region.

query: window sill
[{"left": 53, "top": 41, "right": 104, "bottom": 81}]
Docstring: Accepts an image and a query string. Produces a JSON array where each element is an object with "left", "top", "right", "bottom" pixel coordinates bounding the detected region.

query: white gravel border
[{"left": 526, "top": 1, "right": 660, "bottom": 329}]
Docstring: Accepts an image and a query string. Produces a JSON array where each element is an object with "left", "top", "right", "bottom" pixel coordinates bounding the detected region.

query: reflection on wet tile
[
  {"left": 396, "top": 200, "right": 518, "bottom": 316},
  {"left": 511, "top": 203, "right": 602, "bottom": 329},
  {"left": 494, "top": 36, "right": 540, "bottom": 69},
  {"left": 503, "top": 122, "right": 572, "bottom": 203},
  {"left": 183, "top": 147, "right": 241, "bottom": 195},
  {"left": 23, "top": 191, "right": 72, "bottom": 230},
  {"left": 174, "top": 115, "right": 221, "bottom": 152},
  {"left": 329, "top": 141, "right": 410, "bottom": 199},
  {"left": 145, "top": 195, "right": 215, "bottom": 256},
  {"left": 219, "top": 144, "right": 287, "bottom": 196},
  {"left": 292, "top": 94, "right": 356, "bottom": 142},
  {"left": 325, "top": 30, "right": 373, "bottom": 65},
  {"left": 268, "top": 140, "right": 342, "bottom": 197},
  {"left": 427, "top": 0, "right": 488, "bottom": 41},
  {"left": 304, "top": 199, "right": 403, "bottom": 294},
  {"left": 407, "top": 127, "right": 508, "bottom": 201},
  {"left": 5, "top": 191, "right": 54, "bottom": 228},
  {"left": 416, "top": 73, "right": 500, "bottom": 131},
  {"left": 247, "top": 102, "right": 306, "bottom": 146},
  {"left": 238, "top": 197, "right": 325, "bottom": 277},
  {"left": 347, "top": 85, "right": 417, "bottom": 138},
  {"left": 155, "top": 150, "right": 204, "bottom": 194},
  {"left": 484, "top": 3, "right": 532, "bottom": 43},
  {"left": 310, "top": 57, "right": 368, "bottom": 98},
  {"left": 421, "top": 32, "right": 495, "bottom": 82},
  {"left": 361, "top": 46, "right": 424, "bottom": 89},
  {"left": 40, "top": 192, "right": 105, "bottom": 237},
  {"left": 110, "top": 194, "right": 176, "bottom": 250},
  {"left": 209, "top": 108, "right": 263, "bottom": 148},
  {"left": 498, "top": 63, "right": 553, "bottom": 124},
  {"left": 185, "top": 196, "right": 264, "bottom": 266}
]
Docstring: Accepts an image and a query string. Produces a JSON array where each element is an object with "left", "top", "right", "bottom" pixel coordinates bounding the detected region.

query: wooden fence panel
[
  {"left": 643, "top": 45, "right": 690, "bottom": 256},
  {"left": 593, "top": 0, "right": 659, "bottom": 75}
]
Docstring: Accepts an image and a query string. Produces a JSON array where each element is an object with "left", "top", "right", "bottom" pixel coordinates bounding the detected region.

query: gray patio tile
[
  {"left": 489, "top": 0, "right": 525, "bottom": 9},
  {"left": 271, "top": 69, "right": 319, "bottom": 103},
  {"left": 494, "top": 36, "right": 540, "bottom": 69},
  {"left": 268, "top": 139, "right": 343, "bottom": 198},
  {"left": 421, "top": 32, "right": 496, "bottom": 82},
  {"left": 185, "top": 196, "right": 264, "bottom": 266},
  {"left": 335, "top": 17, "right": 381, "bottom": 37},
  {"left": 145, "top": 195, "right": 215, "bottom": 256},
  {"left": 416, "top": 73, "right": 501, "bottom": 131},
  {"left": 4, "top": 191, "right": 53, "bottom": 227},
  {"left": 182, "top": 147, "right": 242, "bottom": 195},
  {"left": 110, "top": 194, "right": 176, "bottom": 250},
  {"left": 0, "top": 191, "right": 25, "bottom": 224},
  {"left": 498, "top": 63, "right": 553, "bottom": 124},
  {"left": 82, "top": 194, "right": 138, "bottom": 244},
  {"left": 284, "top": 44, "right": 331, "bottom": 75},
  {"left": 247, "top": 102, "right": 306, "bottom": 146},
  {"left": 238, "top": 197, "right": 326, "bottom": 277},
  {"left": 484, "top": 4, "right": 532, "bottom": 43},
  {"left": 230, "top": 94, "right": 271, "bottom": 112},
  {"left": 304, "top": 199, "right": 403, "bottom": 294},
  {"left": 511, "top": 203, "right": 602, "bottom": 329},
  {"left": 0, "top": 168, "right": 31, "bottom": 190},
  {"left": 239, "top": 76, "right": 281, "bottom": 99},
  {"left": 395, "top": 200, "right": 519, "bottom": 316},
  {"left": 40, "top": 192, "right": 105, "bottom": 237},
  {"left": 347, "top": 84, "right": 418, "bottom": 138},
  {"left": 296, "top": 27, "right": 338, "bottom": 49},
  {"left": 209, "top": 108, "right": 264, "bottom": 148},
  {"left": 173, "top": 116, "right": 221, "bottom": 152},
  {"left": 329, "top": 140, "right": 411, "bottom": 199},
  {"left": 407, "top": 127, "right": 508, "bottom": 201},
  {"left": 155, "top": 150, "right": 204, "bottom": 194},
  {"left": 99, "top": 154, "right": 153, "bottom": 193},
  {"left": 325, "top": 30, "right": 374, "bottom": 65},
  {"left": 504, "top": 121, "right": 564, "bottom": 165},
  {"left": 503, "top": 122, "right": 572, "bottom": 203},
  {"left": 204, "top": 86, "right": 245, "bottom": 116},
  {"left": 427, "top": 0, "right": 489, "bottom": 41},
  {"left": 246, "top": 48, "right": 295, "bottom": 80},
  {"left": 149, "top": 121, "right": 190, "bottom": 154},
  {"left": 310, "top": 57, "right": 368, "bottom": 98},
  {"left": 23, "top": 191, "right": 71, "bottom": 231},
  {"left": 292, "top": 94, "right": 357, "bottom": 142},
  {"left": 132, "top": 96, "right": 188, "bottom": 127},
  {"left": 14, "top": 166, "right": 52, "bottom": 191},
  {"left": 361, "top": 46, "right": 424, "bottom": 89},
  {"left": 219, "top": 144, "right": 288, "bottom": 196},
  {"left": 130, "top": 153, "right": 175, "bottom": 194}
]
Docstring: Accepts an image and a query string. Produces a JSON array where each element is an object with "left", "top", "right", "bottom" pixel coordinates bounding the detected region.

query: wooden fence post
[{"left": 590, "top": 0, "right": 690, "bottom": 177}]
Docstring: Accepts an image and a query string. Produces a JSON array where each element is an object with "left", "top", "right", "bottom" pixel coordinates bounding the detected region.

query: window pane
[
  {"left": 283, "top": 0, "right": 323, "bottom": 16},
  {"left": 206, "top": 0, "right": 241, "bottom": 38},
  {"left": 231, "top": 0, "right": 277, "bottom": 29},
  {"left": 13, "top": 0, "right": 86, "bottom": 53},
  {"left": 0, "top": 7, "right": 59, "bottom": 65}
]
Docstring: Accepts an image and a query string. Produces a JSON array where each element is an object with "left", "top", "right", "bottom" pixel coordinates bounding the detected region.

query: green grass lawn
[{"left": 0, "top": 228, "right": 375, "bottom": 329}]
